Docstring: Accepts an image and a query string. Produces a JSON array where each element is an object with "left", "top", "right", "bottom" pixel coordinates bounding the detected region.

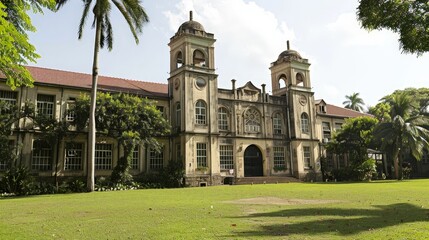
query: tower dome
[
  {"left": 277, "top": 41, "right": 302, "bottom": 61},
  {"left": 176, "top": 11, "right": 206, "bottom": 35}
]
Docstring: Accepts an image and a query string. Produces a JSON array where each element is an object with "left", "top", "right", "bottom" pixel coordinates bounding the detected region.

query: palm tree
[
  {"left": 374, "top": 93, "right": 429, "bottom": 179},
  {"left": 343, "top": 92, "right": 365, "bottom": 112},
  {"left": 56, "top": 0, "right": 149, "bottom": 191}
]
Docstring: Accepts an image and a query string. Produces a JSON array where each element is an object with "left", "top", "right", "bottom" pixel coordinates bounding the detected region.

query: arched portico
[{"left": 244, "top": 145, "right": 263, "bottom": 177}]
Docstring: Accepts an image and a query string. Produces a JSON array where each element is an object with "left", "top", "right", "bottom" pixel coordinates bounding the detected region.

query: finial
[
  {"left": 287, "top": 40, "right": 290, "bottom": 50},
  {"left": 190, "top": 11, "right": 193, "bottom": 21}
]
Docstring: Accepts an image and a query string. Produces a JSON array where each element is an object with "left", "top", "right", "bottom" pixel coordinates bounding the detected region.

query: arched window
[
  {"left": 218, "top": 107, "right": 229, "bottom": 131},
  {"left": 296, "top": 73, "right": 304, "bottom": 87},
  {"left": 245, "top": 108, "right": 261, "bottom": 133},
  {"left": 195, "top": 100, "right": 206, "bottom": 125},
  {"left": 176, "top": 51, "right": 183, "bottom": 68},
  {"left": 278, "top": 74, "right": 287, "bottom": 88},
  {"left": 273, "top": 113, "right": 282, "bottom": 134},
  {"left": 176, "top": 102, "right": 181, "bottom": 128},
  {"left": 301, "top": 112, "right": 309, "bottom": 133},
  {"left": 193, "top": 50, "right": 206, "bottom": 67}
]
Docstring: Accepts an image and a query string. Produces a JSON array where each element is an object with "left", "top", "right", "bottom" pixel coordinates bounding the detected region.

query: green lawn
[{"left": 1, "top": 180, "right": 429, "bottom": 239}]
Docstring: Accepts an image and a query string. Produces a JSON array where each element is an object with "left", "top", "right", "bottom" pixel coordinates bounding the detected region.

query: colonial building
[{"left": 0, "top": 12, "right": 370, "bottom": 186}]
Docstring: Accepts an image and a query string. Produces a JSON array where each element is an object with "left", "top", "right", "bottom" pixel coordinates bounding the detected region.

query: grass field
[{"left": 1, "top": 180, "right": 429, "bottom": 239}]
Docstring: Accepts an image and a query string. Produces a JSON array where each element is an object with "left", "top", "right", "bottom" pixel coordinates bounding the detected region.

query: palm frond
[{"left": 78, "top": 0, "right": 92, "bottom": 39}]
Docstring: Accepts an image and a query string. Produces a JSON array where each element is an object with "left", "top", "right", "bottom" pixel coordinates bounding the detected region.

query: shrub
[
  {"left": 356, "top": 158, "right": 377, "bottom": 181},
  {"left": 0, "top": 166, "right": 33, "bottom": 195}
]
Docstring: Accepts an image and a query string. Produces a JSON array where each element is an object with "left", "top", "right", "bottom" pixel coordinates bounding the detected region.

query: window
[
  {"left": 193, "top": 50, "right": 206, "bottom": 67},
  {"left": 322, "top": 122, "right": 331, "bottom": 141},
  {"left": 273, "top": 113, "right": 282, "bottom": 134},
  {"left": 32, "top": 140, "right": 52, "bottom": 171},
  {"left": 66, "top": 98, "right": 76, "bottom": 122},
  {"left": 422, "top": 150, "right": 429, "bottom": 164},
  {"left": 176, "top": 102, "right": 181, "bottom": 128},
  {"left": 195, "top": 100, "right": 206, "bottom": 125},
  {"left": 245, "top": 108, "right": 261, "bottom": 133},
  {"left": 95, "top": 143, "right": 112, "bottom": 170},
  {"left": 65, "top": 143, "right": 83, "bottom": 170},
  {"left": 218, "top": 107, "right": 229, "bottom": 131},
  {"left": 220, "top": 145, "right": 233, "bottom": 170},
  {"left": 301, "top": 113, "right": 309, "bottom": 133},
  {"left": 319, "top": 105, "right": 326, "bottom": 113},
  {"left": 37, "top": 94, "right": 55, "bottom": 118},
  {"left": 196, "top": 143, "right": 207, "bottom": 168},
  {"left": 325, "top": 153, "right": 334, "bottom": 170},
  {"left": 0, "top": 90, "right": 17, "bottom": 107},
  {"left": 278, "top": 74, "right": 287, "bottom": 88},
  {"left": 156, "top": 106, "right": 165, "bottom": 118},
  {"left": 149, "top": 147, "right": 164, "bottom": 170},
  {"left": 296, "top": 73, "right": 304, "bottom": 87},
  {"left": 176, "top": 51, "right": 183, "bottom": 68},
  {"left": 273, "top": 147, "right": 286, "bottom": 169},
  {"left": 338, "top": 154, "right": 346, "bottom": 168},
  {"left": 131, "top": 148, "right": 139, "bottom": 170},
  {"left": 334, "top": 123, "right": 342, "bottom": 131},
  {"left": 303, "top": 146, "right": 311, "bottom": 169}
]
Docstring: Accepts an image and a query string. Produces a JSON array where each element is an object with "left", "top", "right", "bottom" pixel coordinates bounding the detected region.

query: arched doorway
[{"left": 244, "top": 145, "right": 263, "bottom": 177}]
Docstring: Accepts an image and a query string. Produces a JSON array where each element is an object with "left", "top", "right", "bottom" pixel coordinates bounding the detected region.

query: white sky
[{"left": 28, "top": 0, "right": 429, "bottom": 109}]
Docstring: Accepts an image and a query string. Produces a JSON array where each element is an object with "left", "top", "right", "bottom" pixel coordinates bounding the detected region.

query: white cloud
[
  {"left": 164, "top": 0, "right": 295, "bottom": 88},
  {"left": 326, "top": 13, "right": 393, "bottom": 47}
]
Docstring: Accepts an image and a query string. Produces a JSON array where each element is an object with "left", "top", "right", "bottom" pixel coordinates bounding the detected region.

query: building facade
[{"left": 0, "top": 12, "right": 370, "bottom": 185}]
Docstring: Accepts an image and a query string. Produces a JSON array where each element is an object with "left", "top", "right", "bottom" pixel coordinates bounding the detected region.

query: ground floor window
[
  {"left": 273, "top": 147, "right": 286, "bottom": 169},
  {"left": 303, "top": 146, "right": 311, "bottom": 169},
  {"left": 149, "top": 147, "right": 164, "bottom": 170},
  {"left": 65, "top": 142, "right": 83, "bottom": 170},
  {"left": 220, "top": 145, "right": 233, "bottom": 170},
  {"left": 32, "top": 140, "right": 52, "bottom": 171},
  {"left": 196, "top": 143, "right": 207, "bottom": 168},
  {"left": 338, "top": 154, "right": 346, "bottom": 168},
  {"left": 131, "top": 148, "right": 139, "bottom": 170},
  {"left": 95, "top": 143, "right": 112, "bottom": 170}
]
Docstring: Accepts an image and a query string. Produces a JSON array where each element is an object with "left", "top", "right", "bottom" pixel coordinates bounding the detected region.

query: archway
[{"left": 244, "top": 145, "right": 263, "bottom": 177}]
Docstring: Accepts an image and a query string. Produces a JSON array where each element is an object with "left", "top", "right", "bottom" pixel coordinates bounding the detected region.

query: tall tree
[
  {"left": 343, "top": 92, "right": 365, "bottom": 112},
  {"left": 374, "top": 92, "right": 429, "bottom": 179},
  {"left": 357, "top": 0, "right": 429, "bottom": 55},
  {"left": 56, "top": 0, "right": 149, "bottom": 191},
  {"left": 0, "top": 0, "right": 55, "bottom": 89}
]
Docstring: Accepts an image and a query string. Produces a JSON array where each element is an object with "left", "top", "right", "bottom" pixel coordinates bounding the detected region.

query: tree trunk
[
  {"left": 398, "top": 150, "right": 403, "bottom": 180},
  {"left": 392, "top": 148, "right": 399, "bottom": 179},
  {"left": 87, "top": 17, "right": 102, "bottom": 192}
]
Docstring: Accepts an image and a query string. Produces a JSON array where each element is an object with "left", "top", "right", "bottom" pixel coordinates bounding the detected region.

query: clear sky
[{"left": 28, "top": 0, "right": 429, "bottom": 109}]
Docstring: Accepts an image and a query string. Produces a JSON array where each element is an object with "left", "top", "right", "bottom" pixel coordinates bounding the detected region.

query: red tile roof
[
  {"left": 1, "top": 66, "right": 168, "bottom": 97},
  {"left": 324, "top": 103, "right": 372, "bottom": 118}
]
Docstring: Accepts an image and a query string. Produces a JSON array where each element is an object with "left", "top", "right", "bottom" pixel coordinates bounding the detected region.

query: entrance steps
[{"left": 234, "top": 176, "right": 301, "bottom": 185}]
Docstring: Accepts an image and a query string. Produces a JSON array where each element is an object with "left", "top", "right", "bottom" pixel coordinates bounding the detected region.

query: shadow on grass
[{"left": 232, "top": 203, "right": 429, "bottom": 237}]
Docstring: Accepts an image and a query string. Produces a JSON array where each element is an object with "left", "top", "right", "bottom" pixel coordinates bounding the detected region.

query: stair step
[{"left": 234, "top": 176, "right": 301, "bottom": 185}]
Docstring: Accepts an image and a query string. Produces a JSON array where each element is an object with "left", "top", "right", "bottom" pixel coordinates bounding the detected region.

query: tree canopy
[
  {"left": 357, "top": 0, "right": 429, "bottom": 55},
  {"left": 0, "top": 0, "right": 55, "bottom": 89}
]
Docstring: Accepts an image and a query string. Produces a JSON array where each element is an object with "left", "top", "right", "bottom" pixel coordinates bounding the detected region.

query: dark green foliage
[
  {"left": 358, "top": 0, "right": 429, "bottom": 55},
  {"left": 331, "top": 168, "right": 357, "bottom": 181},
  {"left": 0, "top": 166, "right": 33, "bottom": 195},
  {"left": 355, "top": 158, "right": 377, "bottom": 181},
  {"left": 136, "top": 160, "right": 185, "bottom": 188}
]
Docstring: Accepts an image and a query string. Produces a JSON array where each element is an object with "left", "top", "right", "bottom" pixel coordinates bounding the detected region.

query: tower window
[
  {"left": 296, "top": 73, "right": 304, "bottom": 87},
  {"left": 193, "top": 50, "right": 206, "bottom": 67},
  {"left": 278, "top": 74, "right": 287, "bottom": 88},
  {"left": 176, "top": 102, "right": 181, "bottom": 128},
  {"left": 176, "top": 51, "right": 183, "bottom": 68},
  {"left": 195, "top": 100, "right": 207, "bottom": 125},
  {"left": 301, "top": 112, "right": 309, "bottom": 133}
]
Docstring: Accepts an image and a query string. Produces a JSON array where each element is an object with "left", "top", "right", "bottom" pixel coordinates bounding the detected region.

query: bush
[
  {"left": 136, "top": 159, "right": 185, "bottom": 189},
  {"left": 0, "top": 166, "right": 33, "bottom": 195},
  {"left": 331, "top": 168, "right": 356, "bottom": 181},
  {"left": 356, "top": 158, "right": 377, "bottom": 181}
]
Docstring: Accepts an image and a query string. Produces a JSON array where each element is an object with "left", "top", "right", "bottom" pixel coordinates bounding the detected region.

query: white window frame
[
  {"left": 64, "top": 142, "right": 83, "bottom": 170},
  {"left": 273, "top": 147, "right": 286, "bottom": 168},
  {"left": 196, "top": 143, "right": 207, "bottom": 168},
  {"left": 66, "top": 98, "right": 76, "bottom": 122},
  {"left": 131, "top": 147, "right": 139, "bottom": 170},
  {"left": 273, "top": 113, "right": 282, "bottom": 134},
  {"left": 95, "top": 143, "right": 112, "bottom": 170},
  {"left": 195, "top": 100, "right": 207, "bottom": 125},
  {"left": 218, "top": 107, "right": 229, "bottom": 131},
  {"left": 303, "top": 146, "right": 311, "bottom": 169},
  {"left": 149, "top": 147, "right": 164, "bottom": 170},
  {"left": 301, "top": 113, "right": 309, "bottom": 133},
  {"left": 0, "top": 90, "right": 17, "bottom": 106},
  {"left": 37, "top": 94, "right": 55, "bottom": 119},
  {"left": 245, "top": 108, "right": 261, "bottom": 133},
  {"left": 32, "top": 140, "right": 52, "bottom": 171},
  {"left": 220, "top": 145, "right": 233, "bottom": 170}
]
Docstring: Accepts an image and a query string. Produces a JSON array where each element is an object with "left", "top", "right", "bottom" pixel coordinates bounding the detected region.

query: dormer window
[
  {"left": 193, "top": 50, "right": 206, "bottom": 67},
  {"left": 319, "top": 105, "right": 326, "bottom": 113}
]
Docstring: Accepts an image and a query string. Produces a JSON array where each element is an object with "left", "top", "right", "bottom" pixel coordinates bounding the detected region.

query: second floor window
[
  {"left": 37, "top": 94, "right": 55, "bottom": 118},
  {"left": 273, "top": 113, "right": 282, "bottom": 134},
  {"left": 195, "top": 100, "right": 206, "bottom": 125},
  {"left": 218, "top": 107, "right": 229, "bottom": 131},
  {"left": 301, "top": 113, "right": 309, "bottom": 133},
  {"left": 322, "top": 122, "right": 331, "bottom": 140},
  {"left": 245, "top": 108, "right": 261, "bottom": 133}
]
